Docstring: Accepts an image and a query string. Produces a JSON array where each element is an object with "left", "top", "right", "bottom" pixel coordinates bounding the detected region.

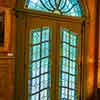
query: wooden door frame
[{"left": 15, "top": 9, "right": 86, "bottom": 100}]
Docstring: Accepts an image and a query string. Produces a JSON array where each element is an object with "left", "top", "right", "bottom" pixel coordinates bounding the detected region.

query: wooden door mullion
[
  {"left": 50, "top": 22, "right": 56, "bottom": 100},
  {"left": 55, "top": 22, "right": 60, "bottom": 100}
]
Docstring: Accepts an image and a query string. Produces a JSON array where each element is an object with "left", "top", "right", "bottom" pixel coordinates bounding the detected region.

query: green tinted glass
[
  {"left": 60, "top": 28, "right": 78, "bottom": 100},
  {"left": 29, "top": 27, "right": 50, "bottom": 100},
  {"left": 25, "top": 0, "right": 82, "bottom": 16}
]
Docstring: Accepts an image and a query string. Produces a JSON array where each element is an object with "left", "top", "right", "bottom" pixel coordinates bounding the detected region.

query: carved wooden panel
[
  {"left": 0, "top": 58, "right": 15, "bottom": 100},
  {"left": 0, "top": 65, "right": 8, "bottom": 100}
]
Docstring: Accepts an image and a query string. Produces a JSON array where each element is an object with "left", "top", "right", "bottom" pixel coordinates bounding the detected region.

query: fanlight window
[{"left": 25, "top": 0, "right": 82, "bottom": 16}]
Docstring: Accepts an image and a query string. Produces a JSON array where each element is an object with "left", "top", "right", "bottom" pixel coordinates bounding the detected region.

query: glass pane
[
  {"left": 32, "top": 78, "right": 39, "bottom": 94},
  {"left": 62, "top": 43, "right": 69, "bottom": 57},
  {"left": 42, "top": 27, "right": 49, "bottom": 42},
  {"left": 40, "top": 89, "right": 48, "bottom": 100},
  {"left": 70, "top": 46, "right": 76, "bottom": 60},
  {"left": 32, "top": 45, "right": 40, "bottom": 60},
  {"left": 32, "top": 61, "right": 40, "bottom": 77},
  {"left": 62, "top": 58, "right": 69, "bottom": 72},
  {"left": 32, "top": 29, "right": 40, "bottom": 44},
  {"left": 32, "top": 94, "right": 39, "bottom": 100},
  {"left": 41, "top": 58, "right": 49, "bottom": 74},
  {"left": 62, "top": 73, "right": 68, "bottom": 87},
  {"left": 69, "top": 75, "right": 75, "bottom": 89},
  {"left": 61, "top": 88, "right": 68, "bottom": 99},
  {"left": 61, "top": 0, "right": 82, "bottom": 16},
  {"left": 27, "top": 0, "right": 52, "bottom": 12},
  {"left": 42, "top": 42, "right": 49, "bottom": 57},
  {"left": 40, "top": 74, "right": 48, "bottom": 90},
  {"left": 70, "top": 34, "right": 77, "bottom": 46},
  {"left": 63, "top": 30, "right": 69, "bottom": 43},
  {"left": 69, "top": 61, "right": 76, "bottom": 75},
  {"left": 69, "top": 90, "right": 75, "bottom": 100},
  {"left": 26, "top": 0, "right": 82, "bottom": 16}
]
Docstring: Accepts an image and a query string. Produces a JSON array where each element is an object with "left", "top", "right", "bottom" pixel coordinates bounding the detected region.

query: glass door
[
  {"left": 56, "top": 22, "right": 81, "bottom": 100},
  {"left": 25, "top": 17, "right": 57, "bottom": 100},
  {"left": 60, "top": 28, "right": 78, "bottom": 100},
  {"left": 25, "top": 17, "right": 81, "bottom": 100}
]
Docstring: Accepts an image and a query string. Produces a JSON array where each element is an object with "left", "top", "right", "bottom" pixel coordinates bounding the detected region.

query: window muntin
[
  {"left": 60, "top": 28, "right": 78, "bottom": 100},
  {"left": 25, "top": 0, "right": 82, "bottom": 16},
  {"left": 29, "top": 27, "right": 51, "bottom": 100}
]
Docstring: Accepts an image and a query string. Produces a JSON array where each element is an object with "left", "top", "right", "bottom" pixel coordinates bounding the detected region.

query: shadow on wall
[
  {"left": 87, "top": 88, "right": 100, "bottom": 100},
  {"left": 97, "top": 88, "right": 100, "bottom": 100}
]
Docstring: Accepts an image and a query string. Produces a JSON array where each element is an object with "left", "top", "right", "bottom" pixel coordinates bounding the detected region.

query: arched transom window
[{"left": 25, "top": 0, "right": 82, "bottom": 16}]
